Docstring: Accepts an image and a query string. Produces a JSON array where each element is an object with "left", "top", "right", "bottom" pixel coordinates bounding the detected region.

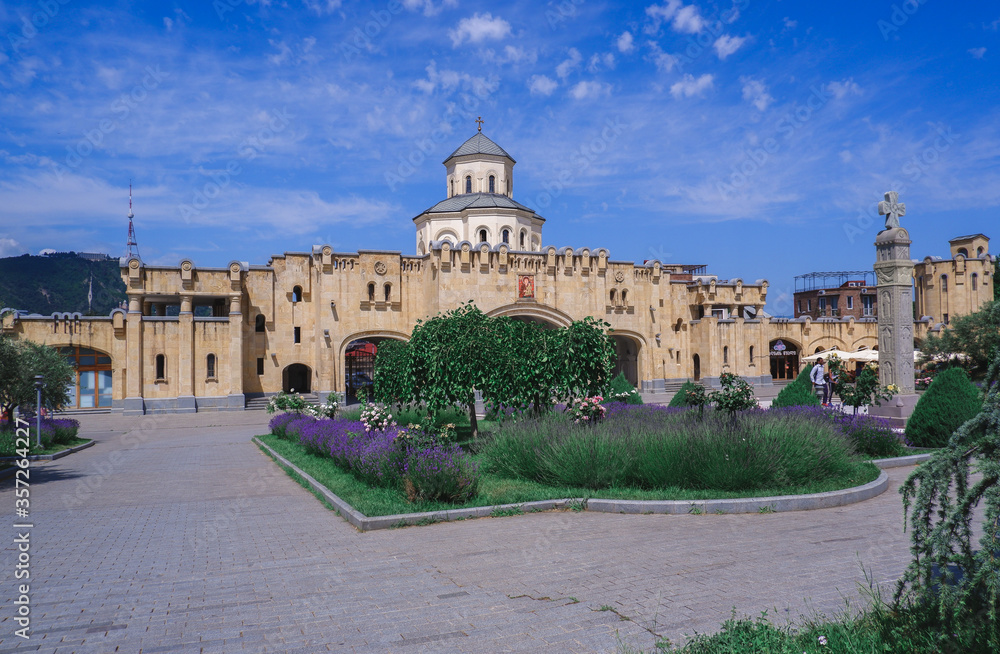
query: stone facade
[
  {"left": 914, "top": 234, "right": 993, "bottom": 326},
  {"left": 0, "top": 133, "right": 994, "bottom": 414}
]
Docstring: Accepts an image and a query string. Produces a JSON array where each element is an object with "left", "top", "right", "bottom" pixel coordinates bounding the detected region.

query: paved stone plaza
[{"left": 1, "top": 411, "right": 924, "bottom": 653}]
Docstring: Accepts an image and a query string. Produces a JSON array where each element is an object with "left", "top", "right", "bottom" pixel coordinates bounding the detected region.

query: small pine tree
[
  {"left": 608, "top": 372, "right": 643, "bottom": 405},
  {"left": 668, "top": 380, "right": 702, "bottom": 407},
  {"left": 771, "top": 365, "right": 821, "bottom": 408},
  {"left": 905, "top": 367, "right": 983, "bottom": 448}
]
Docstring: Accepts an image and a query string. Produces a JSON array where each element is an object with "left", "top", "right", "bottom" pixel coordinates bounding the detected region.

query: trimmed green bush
[
  {"left": 771, "top": 365, "right": 821, "bottom": 408},
  {"left": 905, "top": 367, "right": 982, "bottom": 448},
  {"left": 608, "top": 372, "right": 642, "bottom": 404},
  {"left": 668, "top": 381, "right": 702, "bottom": 407}
]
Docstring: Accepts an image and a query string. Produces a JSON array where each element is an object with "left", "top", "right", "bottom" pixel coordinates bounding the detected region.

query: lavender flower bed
[
  {"left": 268, "top": 412, "right": 300, "bottom": 439},
  {"left": 769, "top": 406, "right": 907, "bottom": 458},
  {"left": 274, "top": 414, "right": 478, "bottom": 503}
]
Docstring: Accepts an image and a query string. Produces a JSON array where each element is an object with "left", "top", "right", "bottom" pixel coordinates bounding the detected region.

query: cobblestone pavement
[{"left": 0, "top": 411, "right": 928, "bottom": 653}]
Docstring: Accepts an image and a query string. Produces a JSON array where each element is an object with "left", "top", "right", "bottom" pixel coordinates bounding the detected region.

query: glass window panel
[
  {"left": 97, "top": 389, "right": 112, "bottom": 407},
  {"left": 80, "top": 393, "right": 95, "bottom": 408},
  {"left": 98, "top": 371, "right": 112, "bottom": 389},
  {"left": 66, "top": 381, "right": 78, "bottom": 408},
  {"left": 97, "top": 356, "right": 112, "bottom": 364},
  {"left": 79, "top": 356, "right": 96, "bottom": 366},
  {"left": 79, "top": 347, "right": 96, "bottom": 355},
  {"left": 60, "top": 346, "right": 75, "bottom": 355}
]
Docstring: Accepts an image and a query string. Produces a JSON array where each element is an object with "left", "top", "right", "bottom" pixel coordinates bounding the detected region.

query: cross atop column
[
  {"left": 878, "top": 191, "right": 906, "bottom": 230},
  {"left": 475, "top": 116, "right": 483, "bottom": 132}
]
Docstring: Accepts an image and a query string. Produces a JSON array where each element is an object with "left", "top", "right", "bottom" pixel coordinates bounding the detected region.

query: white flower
[{"left": 818, "top": 635, "right": 827, "bottom": 646}]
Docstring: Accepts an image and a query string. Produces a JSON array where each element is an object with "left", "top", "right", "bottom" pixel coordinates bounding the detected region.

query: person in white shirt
[{"left": 810, "top": 358, "right": 828, "bottom": 405}]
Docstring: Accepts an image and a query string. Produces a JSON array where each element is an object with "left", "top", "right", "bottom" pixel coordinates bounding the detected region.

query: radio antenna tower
[{"left": 126, "top": 181, "right": 140, "bottom": 259}]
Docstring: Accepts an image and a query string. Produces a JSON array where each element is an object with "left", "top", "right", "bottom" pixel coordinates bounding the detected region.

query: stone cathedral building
[{"left": 1, "top": 131, "right": 994, "bottom": 414}]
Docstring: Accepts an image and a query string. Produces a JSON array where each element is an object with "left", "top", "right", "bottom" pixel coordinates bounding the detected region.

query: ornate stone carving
[
  {"left": 615, "top": 270, "right": 625, "bottom": 283},
  {"left": 374, "top": 261, "right": 387, "bottom": 276}
]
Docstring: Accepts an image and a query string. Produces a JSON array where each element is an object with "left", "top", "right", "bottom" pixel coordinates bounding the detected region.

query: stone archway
[
  {"left": 283, "top": 364, "right": 311, "bottom": 393},
  {"left": 611, "top": 334, "right": 642, "bottom": 387},
  {"left": 339, "top": 331, "right": 410, "bottom": 402},
  {"left": 692, "top": 353, "right": 701, "bottom": 382},
  {"left": 769, "top": 338, "right": 801, "bottom": 380}
]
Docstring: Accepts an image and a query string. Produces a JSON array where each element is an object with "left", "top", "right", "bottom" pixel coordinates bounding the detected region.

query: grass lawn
[{"left": 257, "top": 434, "right": 882, "bottom": 517}]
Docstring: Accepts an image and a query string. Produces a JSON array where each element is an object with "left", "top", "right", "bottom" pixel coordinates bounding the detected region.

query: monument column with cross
[{"left": 870, "top": 191, "right": 918, "bottom": 425}]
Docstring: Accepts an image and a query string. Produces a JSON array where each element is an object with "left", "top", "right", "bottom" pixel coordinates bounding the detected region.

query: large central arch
[
  {"left": 339, "top": 330, "right": 410, "bottom": 401},
  {"left": 485, "top": 303, "right": 574, "bottom": 328}
]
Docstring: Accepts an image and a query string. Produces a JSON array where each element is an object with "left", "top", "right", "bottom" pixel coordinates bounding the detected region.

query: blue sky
[{"left": 1, "top": 0, "right": 997, "bottom": 315}]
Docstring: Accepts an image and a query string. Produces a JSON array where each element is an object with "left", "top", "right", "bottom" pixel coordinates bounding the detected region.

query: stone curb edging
[
  {"left": 871, "top": 453, "right": 932, "bottom": 468},
  {"left": 255, "top": 438, "right": 896, "bottom": 530},
  {"left": 0, "top": 441, "right": 96, "bottom": 481}
]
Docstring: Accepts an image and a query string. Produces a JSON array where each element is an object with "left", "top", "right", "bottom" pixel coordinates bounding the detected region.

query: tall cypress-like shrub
[
  {"left": 608, "top": 372, "right": 643, "bottom": 404},
  {"left": 668, "top": 381, "right": 701, "bottom": 407},
  {"left": 905, "top": 367, "right": 983, "bottom": 448},
  {"left": 771, "top": 365, "right": 821, "bottom": 408}
]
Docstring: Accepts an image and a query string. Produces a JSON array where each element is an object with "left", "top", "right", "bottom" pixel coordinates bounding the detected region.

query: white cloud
[
  {"left": 528, "top": 75, "right": 557, "bottom": 96},
  {"left": 969, "top": 47, "right": 987, "bottom": 59},
  {"left": 267, "top": 40, "right": 293, "bottom": 66},
  {"left": 402, "top": 0, "right": 458, "bottom": 16},
  {"left": 302, "top": 0, "right": 342, "bottom": 15},
  {"left": 670, "top": 73, "right": 713, "bottom": 98},
  {"left": 826, "top": 78, "right": 863, "bottom": 99},
  {"left": 713, "top": 34, "right": 747, "bottom": 59},
  {"left": 163, "top": 17, "right": 174, "bottom": 31},
  {"left": 0, "top": 237, "right": 25, "bottom": 257},
  {"left": 569, "top": 80, "right": 612, "bottom": 100},
  {"left": 740, "top": 76, "right": 773, "bottom": 111},
  {"left": 783, "top": 17, "right": 797, "bottom": 29},
  {"left": 587, "top": 52, "right": 616, "bottom": 72},
  {"left": 645, "top": 1, "right": 705, "bottom": 35},
  {"left": 482, "top": 45, "right": 536, "bottom": 65},
  {"left": 450, "top": 12, "right": 511, "bottom": 47},
  {"left": 617, "top": 31, "right": 635, "bottom": 53},
  {"left": 556, "top": 48, "right": 582, "bottom": 78},
  {"left": 646, "top": 41, "right": 677, "bottom": 72},
  {"left": 413, "top": 60, "right": 499, "bottom": 96},
  {"left": 839, "top": 150, "right": 853, "bottom": 163}
]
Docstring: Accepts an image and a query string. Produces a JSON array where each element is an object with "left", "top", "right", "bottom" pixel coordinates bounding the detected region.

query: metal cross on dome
[
  {"left": 475, "top": 116, "right": 483, "bottom": 132},
  {"left": 878, "top": 191, "right": 906, "bottom": 230}
]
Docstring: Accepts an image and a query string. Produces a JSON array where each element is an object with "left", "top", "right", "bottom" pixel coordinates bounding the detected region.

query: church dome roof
[
  {"left": 414, "top": 192, "right": 543, "bottom": 220},
  {"left": 444, "top": 133, "right": 515, "bottom": 163}
]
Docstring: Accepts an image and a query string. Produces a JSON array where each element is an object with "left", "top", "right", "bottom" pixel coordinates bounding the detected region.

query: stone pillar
[
  {"left": 177, "top": 295, "right": 196, "bottom": 413},
  {"left": 870, "top": 192, "right": 919, "bottom": 425},
  {"left": 123, "top": 294, "right": 145, "bottom": 416},
  {"left": 227, "top": 294, "right": 246, "bottom": 410}
]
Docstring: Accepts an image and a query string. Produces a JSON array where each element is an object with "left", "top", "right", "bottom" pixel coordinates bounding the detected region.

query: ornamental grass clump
[
  {"left": 403, "top": 444, "right": 479, "bottom": 503},
  {"left": 830, "top": 411, "right": 906, "bottom": 458},
  {"left": 48, "top": 417, "right": 80, "bottom": 445},
  {"left": 482, "top": 404, "right": 858, "bottom": 492}
]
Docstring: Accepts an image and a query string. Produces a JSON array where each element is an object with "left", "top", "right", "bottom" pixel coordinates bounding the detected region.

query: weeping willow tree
[{"left": 897, "top": 346, "right": 1000, "bottom": 650}]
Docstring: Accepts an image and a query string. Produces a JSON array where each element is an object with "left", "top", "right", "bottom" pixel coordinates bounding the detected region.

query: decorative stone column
[
  {"left": 177, "top": 295, "right": 196, "bottom": 413},
  {"left": 870, "top": 191, "right": 919, "bottom": 425}
]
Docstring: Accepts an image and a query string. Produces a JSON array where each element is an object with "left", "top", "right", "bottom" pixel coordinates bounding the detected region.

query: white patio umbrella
[{"left": 802, "top": 348, "right": 843, "bottom": 362}]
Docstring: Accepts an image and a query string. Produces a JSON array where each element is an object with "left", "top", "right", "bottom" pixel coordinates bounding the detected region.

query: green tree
[
  {"left": 828, "top": 358, "right": 896, "bottom": 415},
  {"left": 920, "top": 300, "right": 1000, "bottom": 378},
  {"left": 372, "top": 339, "right": 414, "bottom": 407},
  {"left": 668, "top": 380, "right": 703, "bottom": 408},
  {"left": 608, "top": 371, "right": 642, "bottom": 404},
  {"left": 0, "top": 337, "right": 74, "bottom": 418},
  {"left": 710, "top": 372, "right": 756, "bottom": 417},
  {"left": 905, "top": 367, "right": 983, "bottom": 448},
  {"left": 896, "top": 348, "right": 1000, "bottom": 651},
  {"left": 771, "top": 365, "right": 821, "bottom": 408}
]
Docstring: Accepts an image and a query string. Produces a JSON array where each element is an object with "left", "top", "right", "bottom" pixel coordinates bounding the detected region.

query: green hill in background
[{"left": 0, "top": 253, "right": 127, "bottom": 316}]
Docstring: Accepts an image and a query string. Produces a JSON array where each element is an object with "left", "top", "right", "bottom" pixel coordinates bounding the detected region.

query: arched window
[
  {"left": 972, "top": 273, "right": 978, "bottom": 291},
  {"left": 255, "top": 314, "right": 266, "bottom": 332},
  {"left": 465, "top": 175, "right": 472, "bottom": 193},
  {"left": 479, "top": 229, "right": 488, "bottom": 243},
  {"left": 206, "top": 353, "right": 216, "bottom": 379},
  {"left": 621, "top": 289, "right": 628, "bottom": 305},
  {"left": 609, "top": 289, "right": 617, "bottom": 305},
  {"left": 507, "top": 178, "right": 510, "bottom": 195},
  {"left": 519, "top": 231, "right": 525, "bottom": 249},
  {"left": 367, "top": 282, "right": 375, "bottom": 302},
  {"left": 749, "top": 345, "right": 754, "bottom": 364},
  {"left": 292, "top": 286, "right": 302, "bottom": 302},
  {"left": 724, "top": 346, "right": 729, "bottom": 365},
  {"left": 941, "top": 274, "right": 948, "bottom": 292},
  {"left": 155, "top": 354, "right": 165, "bottom": 381},
  {"left": 489, "top": 175, "right": 495, "bottom": 193},
  {"left": 450, "top": 178, "right": 455, "bottom": 197},
  {"left": 502, "top": 229, "right": 510, "bottom": 244},
  {"left": 958, "top": 247, "right": 969, "bottom": 257},
  {"left": 384, "top": 283, "right": 391, "bottom": 302},
  {"left": 977, "top": 246, "right": 985, "bottom": 257}
]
